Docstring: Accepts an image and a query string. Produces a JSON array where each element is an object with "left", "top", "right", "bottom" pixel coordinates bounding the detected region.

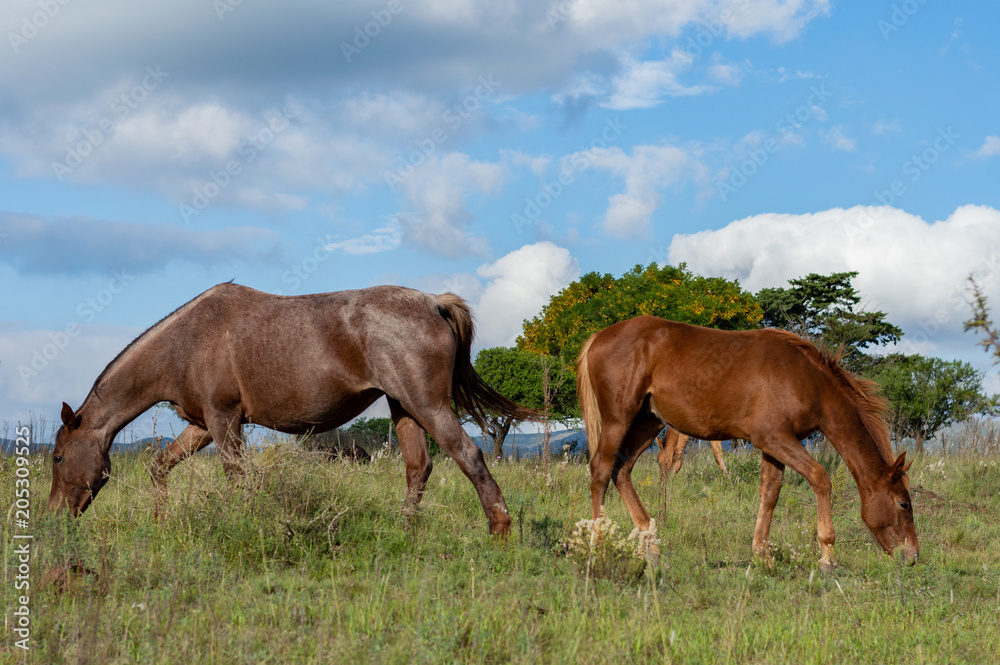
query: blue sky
[{"left": 2, "top": 0, "right": 1000, "bottom": 435}]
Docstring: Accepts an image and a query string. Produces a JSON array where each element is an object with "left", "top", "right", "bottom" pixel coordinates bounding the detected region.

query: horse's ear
[
  {"left": 891, "top": 451, "right": 911, "bottom": 479},
  {"left": 60, "top": 402, "right": 81, "bottom": 430}
]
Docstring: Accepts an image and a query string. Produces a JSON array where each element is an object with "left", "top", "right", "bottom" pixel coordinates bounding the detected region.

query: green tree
[
  {"left": 473, "top": 347, "right": 575, "bottom": 458},
  {"left": 756, "top": 272, "right": 902, "bottom": 368},
  {"left": 348, "top": 417, "right": 395, "bottom": 444},
  {"left": 873, "top": 354, "right": 998, "bottom": 453},
  {"left": 518, "top": 263, "right": 762, "bottom": 365}
]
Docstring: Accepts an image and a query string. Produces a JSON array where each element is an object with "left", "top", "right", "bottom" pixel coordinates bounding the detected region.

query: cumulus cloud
[
  {"left": 567, "top": 143, "right": 706, "bottom": 238},
  {"left": 404, "top": 242, "right": 580, "bottom": 350},
  {"left": 473, "top": 242, "right": 580, "bottom": 348},
  {"left": 0, "top": 212, "right": 282, "bottom": 276},
  {"left": 668, "top": 204, "right": 1000, "bottom": 356}
]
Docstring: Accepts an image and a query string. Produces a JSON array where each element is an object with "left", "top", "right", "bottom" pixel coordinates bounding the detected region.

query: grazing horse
[
  {"left": 49, "top": 283, "right": 538, "bottom": 535},
  {"left": 656, "top": 428, "right": 726, "bottom": 478},
  {"left": 577, "top": 316, "right": 918, "bottom": 570}
]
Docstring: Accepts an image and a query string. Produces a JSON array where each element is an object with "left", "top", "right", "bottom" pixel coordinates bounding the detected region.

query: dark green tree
[
  {"left": 473, "top": 346, "right": 575, "bottom": 458},
  {"left": 873, "top": 354, "right": 998, "bottom": 453},
  {"left": 756, "top": 271, "right": 902, "bottom": 370}
]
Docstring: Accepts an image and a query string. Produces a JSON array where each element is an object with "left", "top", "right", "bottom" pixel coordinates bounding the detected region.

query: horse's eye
[
  {"left": 898, "top": 501, "right": 910, "bottom": 511},
  {"left": 53, "top": 455, "right": 63, "bottom": 464}
]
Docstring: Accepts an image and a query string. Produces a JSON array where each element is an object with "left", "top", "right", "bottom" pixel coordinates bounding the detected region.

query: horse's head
[
  {"left": 48, "top": 402, "right": 110, "bottom": 516},
  {"left": 860, "top": 451, "right": 919, "bottom": 565}
]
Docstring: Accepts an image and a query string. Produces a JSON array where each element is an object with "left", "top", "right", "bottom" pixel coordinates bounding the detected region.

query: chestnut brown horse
[
  {"left": 656, "top": 428, "right": 726, "bottom": 478},
  {"left": 49, "top": 283, "right": 538, "bottom": 534},
  {"left": 577, "top": 316, "right": 918, "bottom": 570}
]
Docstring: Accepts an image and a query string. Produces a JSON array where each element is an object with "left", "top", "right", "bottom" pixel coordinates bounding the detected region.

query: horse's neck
[
  {"left": 79, "top": 350, "right": 164, "bottom": 450},
  {"left": 823, "top": 407, "right": 888, "bottom": 491}
]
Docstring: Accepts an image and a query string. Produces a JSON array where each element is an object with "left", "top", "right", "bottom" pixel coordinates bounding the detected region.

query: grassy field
[{"left": 3, "top": 436, "right": 1000, "bottom": 664}]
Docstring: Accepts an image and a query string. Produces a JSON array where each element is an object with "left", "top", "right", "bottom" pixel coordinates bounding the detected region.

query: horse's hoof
[{"left": 818, "top": 559, "right": 838, "bottom": 573}]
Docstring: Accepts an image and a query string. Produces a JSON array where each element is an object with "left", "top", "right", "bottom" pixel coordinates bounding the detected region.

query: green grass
[{"left": 2, "top": 442, "right": 999, "bottom": 664}]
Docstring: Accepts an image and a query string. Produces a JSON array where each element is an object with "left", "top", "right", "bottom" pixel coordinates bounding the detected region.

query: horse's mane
[
  {"left": 88, "top": 282, "right": 234, "bottom": 400},
  {"left": 770, "top": 328, "right": 895, "bottom": 468}
]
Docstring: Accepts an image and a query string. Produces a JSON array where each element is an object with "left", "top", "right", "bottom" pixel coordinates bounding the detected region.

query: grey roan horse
[{"left": 49, "top": 283, "right": 538, "bottom": 534}]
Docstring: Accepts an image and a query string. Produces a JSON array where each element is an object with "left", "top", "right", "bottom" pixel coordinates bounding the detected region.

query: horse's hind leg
[
  {"left": 417, "top": 404, "right": 511, "bottom": 536},
  {"left": 752, "top": 452, "right": 784, "bottom": 565},
  {"left": 669, "top": 433, "right": 691, "bottom": 474},
  {"left": 388, "top": 398, "right": 432, "bottom": 518},
  {"left": 611, "top": 415, "right": 664, "bottom": 564},
  {"left": 710, "top": 440, "right": 728, "bottom": 476},
  {"left": 151, "top": 424, "right": 213, "bottom": 518},
  {"left": 656, "top": 428, "right": 678, "bottom": 480},
  {"left": 590, "top": 418, "right": 628, "bottom": 521}
]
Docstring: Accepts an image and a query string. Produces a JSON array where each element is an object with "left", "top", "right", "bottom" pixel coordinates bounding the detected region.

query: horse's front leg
[
  {"left": 151, "top": 424, "right": 213, "bottom": 518},
  {"left": 205, "top": 411, "right": 245, "bottom": 481},
  {"left": 757, "top": 437, "right": 837, "bottom": 572}
]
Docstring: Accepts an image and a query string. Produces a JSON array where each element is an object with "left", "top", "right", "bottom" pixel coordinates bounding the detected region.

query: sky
[{"left": 2, "top": 0, "right": 1000, "bottom": 440}]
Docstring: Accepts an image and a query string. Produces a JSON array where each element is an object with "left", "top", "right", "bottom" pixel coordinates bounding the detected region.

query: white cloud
[
  {"left": 394, "top": 152, "right": 505, "bottom": 257},
  {"left": 708, "top": 55, "right": 746, "bottom": 86},
  {"left": 668, "top": 204, "right": 1000, "bottom": 357},
  {"left": 873, "top": 119, "right": 902, "bottom": 134},
  {"left": 0, "top": 0, "right": 833, "bottom": 211},
  {"left": 324, "top": 222, "right": 402, "bottom": 255},
  {"left": 474, "top": 242, "right": 580, "bottom": 348},
  {"left": 603, "top": 52, "right": 714, "bottom": 110},
  {"left": 723, "top": 0, "right": 832, "bottom": 42},
  {"left": 401, "top": 242, "right": 580, "bottom": 350},
  {"left": 503, "top": 150, "right": 552, "bottom": 179},
  {"left": 568, "top": 143, "right": 705, "bottom": 238},
  {"left": 825, "top": 125, "right": 856, "bottom": 152},
  {"left": 973, "top": 135, "right": 1000, "bottom": 159}
]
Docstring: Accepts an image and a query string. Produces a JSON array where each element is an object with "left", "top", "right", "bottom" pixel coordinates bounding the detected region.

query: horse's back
[
  {"left": 588, "top": 316, "right": 829, "bottom": 440},
  {"left": 161, "top": 284, "right": 456, "bottom": 430}
]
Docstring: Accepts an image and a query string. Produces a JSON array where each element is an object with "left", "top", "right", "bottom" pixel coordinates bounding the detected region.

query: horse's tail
[
  {"left": 576, "top": 332, "right": 601, "bottom": 458},
  {"left": 436, "top": 293, "right": 544, "bottom": 430}
]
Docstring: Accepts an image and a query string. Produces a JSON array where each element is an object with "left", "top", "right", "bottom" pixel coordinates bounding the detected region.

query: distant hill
[{"left": 0, "top": 436, "right": 174, "bottom": 455}]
